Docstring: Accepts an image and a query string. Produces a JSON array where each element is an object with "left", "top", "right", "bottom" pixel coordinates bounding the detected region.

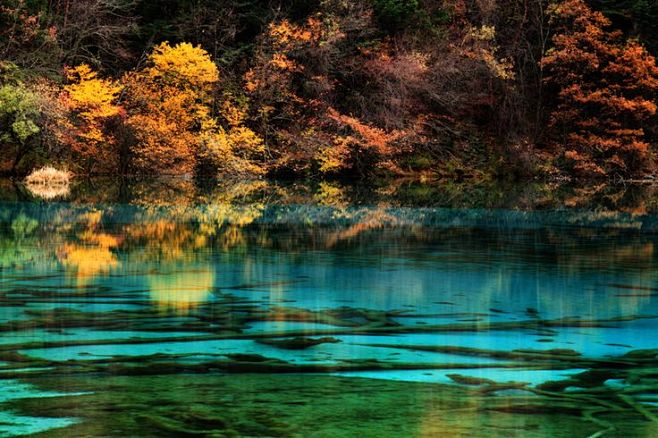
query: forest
[{"left": 2, "top": 0, "right": 658, "bottom": 182}]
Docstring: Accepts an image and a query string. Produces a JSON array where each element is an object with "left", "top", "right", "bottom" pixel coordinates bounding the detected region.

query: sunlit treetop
[
  {"left": 267, "top": 19, "right": 317, "bottom": 47},
  {"left": 145, "top": 42, "right": 219, "bottom": 88},
  {"left": 63, "top": 64, "right": 121, "bottom": 119}
]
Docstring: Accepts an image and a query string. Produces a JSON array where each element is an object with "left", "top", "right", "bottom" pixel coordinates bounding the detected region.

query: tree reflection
[
  {"left": 3, "top": 179, "right": 658, "bottom": 318},
  {"left": 57, "top": 210, "right": 121, "bottom": 287},
  {"left": 147, "top": 264, "right": 215, "bottom": 312}
]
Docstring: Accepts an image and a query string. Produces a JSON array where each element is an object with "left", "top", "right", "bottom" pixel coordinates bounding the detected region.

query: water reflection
[
  {"left": 5, "top": 176, "right": 658, "bottom": 211},
  {"left": 57, "top": 211, "right": 121, "bottom": 288},
  {"left": 148, "top": 264, "right": 215, "bottom": 312},
  {"left": 1, "top": 179, "right": 658, "bottom": 436}
]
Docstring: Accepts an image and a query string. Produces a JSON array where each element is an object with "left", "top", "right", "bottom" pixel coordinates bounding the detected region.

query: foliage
[
  {"left": 198, "top": 97, "right": 266, "bottom": 175},
  {"left": 0, "top": 83, "right": 40, "bottom": 144},
  {"left": 4, "top": 0, "right": 658, "bottom": 181},
  {"left": 59, "top": 64, "right": 122, "bottom": 171},
  {"left": 0, "top": 62, "right": 73, "bottom": 173},
  {"left": 0, "top": 65, "right": 42, "bottom": 172},
  {"left": 319, "top": 108, "right": 405, "bottom": 174},
  {"left": 0, "top": 0, "right": 60, "bottom": 74},
  {"left": 463, "top": 25, "right": 515, "bottom": 81},
  {"left": 122, "top": 42, "right": 219, "bottom": 174},
  {"left": 591, "top": 0, "right": 658, "bottom": 55},
  {"left": 121, "top": 42, "right": 265, "bottom": 175},
  {"left": 372, "top": 0, "right": 419, "bottom": 30},
  {"left": 52, "top": 0, "right": 137, "bottom": 70},
  {"left": 541, "top": 0, "right": 658, "bottom": 177},
  {"left": 244, "top": 9, "right": 424, "bottom": 176},
  {"left": 244, "top": 15, "right": 344, "bottom": 173}
]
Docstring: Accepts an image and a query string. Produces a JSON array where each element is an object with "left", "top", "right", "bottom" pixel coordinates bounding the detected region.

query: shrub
[
  {"left": 25, "top": 166, "right": 71, "bottom": 185},
  {"left": 24, "top": 166, "right": 72, "bottom": 199}
]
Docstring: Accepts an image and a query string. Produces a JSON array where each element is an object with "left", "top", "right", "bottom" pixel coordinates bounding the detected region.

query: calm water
[{"left": 1, "top": 179, "right": 658, "bottom": 437}]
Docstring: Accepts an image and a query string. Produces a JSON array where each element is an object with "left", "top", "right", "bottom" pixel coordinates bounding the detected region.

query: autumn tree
[
  {"left": 245, "top": 9, "right": 418, "bottom": 176},
  {"left": 46, "top": 0, "right": 138, "bottom": 71},
  {"left": 199, "top": 96, "right": 265, "bottom": 176},
  {"left": 1, "top": 0, "right": 137, "bottom": 74},
  {"left": 59, "top": 64, "right": 122, "bottom": 172},
  {"left": 318, "top": 108, "right": 405, "bottom": 175},
  {"left": 123, "top": 41, "right": 264, "bottom": 175},
  {"left": 541, "top": 0, "right": 658, "bottom": 177},
  {"left": 121, "top": 42, "right": 220, "bottom": 174}
]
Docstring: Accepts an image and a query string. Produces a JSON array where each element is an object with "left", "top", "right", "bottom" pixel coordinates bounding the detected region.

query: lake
[{"left": 1, "top": 178, "right": 658, "bottom": 437}]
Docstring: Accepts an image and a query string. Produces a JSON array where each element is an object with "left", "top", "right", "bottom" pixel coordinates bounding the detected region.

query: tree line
[{"left": 2, "top": 0, "right": 658, "bottom": 181}]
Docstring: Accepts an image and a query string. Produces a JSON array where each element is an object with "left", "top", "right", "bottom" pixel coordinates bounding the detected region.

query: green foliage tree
[
  {"left": 0, "top": 63, "right": 41, "bottom": 172},
  {"left": 372, "top": 0, "right": 419, "bottom": 30}
]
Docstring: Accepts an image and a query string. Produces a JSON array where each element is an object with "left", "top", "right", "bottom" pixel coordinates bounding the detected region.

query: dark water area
[{"left": 1, "top": 178, "right": 658, "bottom": 436}]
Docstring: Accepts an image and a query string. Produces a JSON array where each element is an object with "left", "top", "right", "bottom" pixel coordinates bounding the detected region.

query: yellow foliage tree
[
  {"left": 60, "top": 64, "right": 122, "bottom": 171},
  {"left": 123, "top": 42, "right": 264, "bottom": 175},
  {"left": 199, "top": 98, "right": 266, "bottom": 175},
  {"left": 122, "top": 42, "right": 219, "bottom": 174}
]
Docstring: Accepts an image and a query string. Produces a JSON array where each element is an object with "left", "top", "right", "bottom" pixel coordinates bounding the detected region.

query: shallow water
[{"left": 1, "top": 179, "right": 658, "bottom": 436}]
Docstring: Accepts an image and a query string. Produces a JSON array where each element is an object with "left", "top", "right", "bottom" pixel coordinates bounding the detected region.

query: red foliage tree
[{"left": 541, "top": 0, "right": 658, "bottom": 178}]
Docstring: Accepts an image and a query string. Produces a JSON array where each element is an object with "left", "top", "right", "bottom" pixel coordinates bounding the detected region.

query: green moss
[{"left": 9, "top": 374, "right": 604, "bottom": 437}]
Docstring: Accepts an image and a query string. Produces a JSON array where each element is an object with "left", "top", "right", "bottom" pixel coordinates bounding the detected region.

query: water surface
[{"left": 1, "top": 179, "right": 658, "bottom": 437}]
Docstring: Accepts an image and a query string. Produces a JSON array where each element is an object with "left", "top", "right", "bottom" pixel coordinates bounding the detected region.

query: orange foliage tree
[
  {"left": 245, "top": 13, "right": 411, "bottom": 176},
  {"left": 318, "top": 108, "right": 405, "bottom": 174},
  {"left": 541, "top": 0, "right": 658, "bottom": 177}
]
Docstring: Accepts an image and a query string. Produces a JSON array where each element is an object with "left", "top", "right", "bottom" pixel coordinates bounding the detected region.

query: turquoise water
[{"left": 1, "top": 180, "right": 658, "bottom": 436}]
